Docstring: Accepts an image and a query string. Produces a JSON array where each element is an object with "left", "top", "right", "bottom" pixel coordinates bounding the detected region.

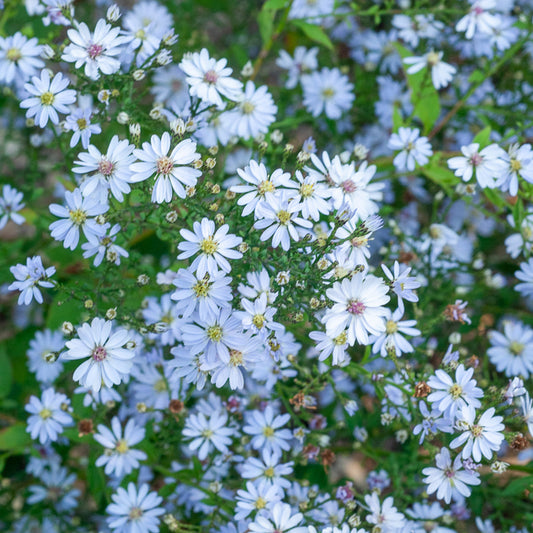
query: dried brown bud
[
  {"left": 511, "top": 433, "right": 528, "bottom": 451},
  {"left": 169, "top": 399, "right": 184, "bottom": 414},
  {"left": 320, "top": 449, "right": 336, "bottom": 467},
  {"left": 413, "top": 381, "right": 431, "bottom": 398},
  {"left": 78, "top": 419, "right": 94, "bottom": 437}
]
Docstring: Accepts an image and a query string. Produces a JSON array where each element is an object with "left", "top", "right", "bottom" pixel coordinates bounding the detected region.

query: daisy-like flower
[
  {"left": 381, "top": 261, "right": 421, "bottom": 314},
  {"left": 74, "top": 135, "right": 136, "bottom": 202},
  {"left": 0, "top": 184, "right": 25, "bottom": 229},
  {"left": 370, "top": 308, "right": 421, "bottom": 357},
  {"left": 413, "top": 401, "right": 453, "bottom": 445},
  {"left": 94, "top": 417, "right": 147, "bottom": 478},
  {"left": 364, "top": 493, "right": 406, "bottom": 533},
  {"left": 284, "top": 170, "right": 331, "bottom": 221},
  {"left": 448, "top": 143, "right": 506, "bottom": 189},
  {"left": 487, "top": 320, "right": 533, "bottom": 378},
  {"left": 323, "top": 272, "right": 390, "bottom": 346},
  {"left": 9, "top": 255, "right": 55, "bottom": 306},
  {"left": 403, "top": 51, "right": 456, "bottom": 90},
  {"left": 455, "top": 0, "right": 500, "bottom": 40},
  {"left": 450, "top": 405, "right": 505, "bottom": 462},
  {"left": 496, "top": 143, "right": 533, "bottom": 197},
  {"left": 521, "top": 392, "right": 533, "bottom": 437},
  {"left": 129, "top": 132, "right": 202, "bottom": 203},
  {"left": 309, "top": 329, "right": 350, "bottom": 366},
  {"left": 240, "top": 449, "right": 294, "bottom": 489},
  {"left": 62, "top": 317, "right": 135, "bottom": 392},
  {"left": 177, "top": 218, "right": 243, "bottom": 278},
  {"left": 422, "top": 447, "right": 481, "bottom": 504},
  {"left": 179, "top": 48, "right": 243, "bottom": 109},
  {"left": 276, "top": 46, "right": 319, "bottom": 89},
  {"left": 62, "top": 19, "right": 130, "bottom": 80},
  {"left": 106, "top": 482, "right": 164, "bottom": 533},
  {"left": 25, "top": 387, "right": 73, "bottom": 445},
  {"left": 20, "top": 70, "right": 76, "bottom": 128},
  {"left": 64, "top": 107, "right": 101, "bottom": 149},
  {"left": 301, "top": 67, "right": 355, "bottom": 120},
  {"left": 182, "top": 411, "right": 235, "bottom": 460},
  {"left": 232, "top": 160, "right": 292, "bottom": 217},
  {"left": 81, "top": 223, "right": 129, "bottom": 267},
  {"left": 238, "top": 293, "right": 282, "bottom": 337},
  {"left": 427, "top": 364, "right": 484, "bottom": 421},
  {"left": 253, "top": 194, "right": 313, "bottom": 251},
  {"left": 243, "top": 406, "right": 293, "bottom": 456},
  {"left": 388, "top": 127, "right": 433, "bottom": 172},
  {"left": 49, "top": 188, "right": 107, "bottom": 250},
  {"left": 171, "top": 267, "right": 233, "bottom": 323},
  {"left": 222, "top": 81, "right": 277, "bottom": 140},
  {"left": 235, "top": 480, "right": 282, "bottom": 521},
  {"left": 27, "top": 329, "right": 64, "bottom": 384},
  {"left": 248, "top": 502, "right": 306, "bottom": 533},
  {"left": 0, "top": 31, "right": 43, "bottom": 84}
]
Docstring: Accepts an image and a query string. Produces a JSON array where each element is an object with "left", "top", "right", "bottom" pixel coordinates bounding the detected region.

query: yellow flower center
[
  {"left": 135, "top": 29, "right": 146, "bottom": 40},
  {"left": 252, "top": 314, "right": 265, "bottom": 329},
  {"left": 277, "top": 210, "right": 291, "bottom": 225},
  {"left": 322, "top": 87, "right": 335, "bottom": 99},
  {"left": 449, "top": 383, "right": 463, "bottom": 399},
  {"left": 263, "top": 426, "right": 275, "bottom": 438},
  {"left": 69, "top": 208, "right": 87, "bottom": 226},
  {"left": 200, "top": 236, "right": 218, "bottom": 255},
  {"left": 129, "top": 507, "right": 143, "bottom": 520},
  {"left": 7, "top": 47, "right": 22, "bottom": 61},
  {"left": 264, "top": 466, "right": 275, "bottom": 478},
  {"left": 385, "top": 320, "right": 398, "bottom": 334},
  {"left": 427, "top": 51, "right": 440, "bottom": 66},
  {"left": 40, "top": 408, "right": 52, "bottom": 419},
  {"left": 193, "top": 278, "right": 210, "bottom": 297},
  {"left": 201, "top": 428, "right": 214, "bottom": 438},
  {"left": 334, "top": 332, "right": 347, "bottom": 345},
  {"left": 255, "top": 496, "right": 267, "bottom": 509},
  {"left": 471, "top": 424, "right": 483, "bottom": 437},
  {"left": 40, "top": 91, "right": 55, "bottom": 106},
  {"left": 258, "top": 180, "right": 275, "bottom": 195},
  {"left": 156, "top": 156, "right": 174, "bottom": 176},
  {"left": 510, "top": 159, "right": 522, "bottom": 172},
  {"left": 76, "top": 118, "right": 88, "bottom": 130},
  {"left": 207, "top": 325, "right": 223, "bottom": 342},
  {"left": 229, "top": 349, "right": 244, "bottom": 366},
  {"left": 509, "top": 341, "right": 524, "bottom": 355},
  {"left": 115, "top": 439, "right": 129, "bottom": 454},
  {"left": 241, "top": 101, "right": 255, "bottom": 114},
  {"left": 154, "top": 378, "right": 167, "bottom": 392},
  {"left": 299, "top": 183, "right": 314, "bottom": 198}
]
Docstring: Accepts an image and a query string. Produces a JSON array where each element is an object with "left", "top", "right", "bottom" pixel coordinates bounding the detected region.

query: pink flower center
[
  {"left": 445, "top": 468, "right": 455, "bottom": 478},
  {"left": 473, "top": 5, "right": 484, "bottom": 15},
  {"left": 92, "top": 345, "right": 107, "bottom": 362},
  {"left": 347, "top": 300, "right": 365, "bottom": 315},
  {"left": 204, "top": 69, "right": 218, "bottom": 84},
  {"left": 342, "top": 180, "right": 357, "bottom": 193},
  {"left": 87, "top": 43, "right": 103, "bottom": 59},
  {"left": 98, "top": 159, "right": 115, "bottom": 176},
  {"left": 470, "top": 153, "right": 483, "bottom": 167},
  {"left": 156, "top": 156, "right": 174, "bottom": 176}
]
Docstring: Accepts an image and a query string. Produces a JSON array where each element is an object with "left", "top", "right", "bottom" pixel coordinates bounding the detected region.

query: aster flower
[
  {"left": 520, "top": 392, "right": 533, "bottom": 437},
  {"left": 177, "top": 218, "right": 243, "bottom": 278},
  {"left": 243, "top": 406, "right": 293, "bottom": 456},
  {"left": 515, "top": 257, "right": 533, "bottom": 299},
  {"left": 25, "top": 387, "right": 73, "bottom": 445},
  {"left": 323, "top": 272, "right": 390, "bottom": 345},
  {"left": 240, "top": 449, "right": 294, "bottom": 489},
  {"left": 49, "top": 188, "right": 107, "bottom": 250},
  {"left": 455, "top": 0, "right": 500, "bottom": 40},
  {"left": 253, "top": 194, "right": 313, "bottom": 251},
  {"left": 276, "top": 46, "right": 318, "bottom": 89},
  {"left": 0, "top": 31, "right": 43, "bottom": 84},
  {"left": 129, "top": 132, "right": 202, "bottom": 203},
  {"left": 0, "top": 184, "right": 25, "bottom": 229},
  {"left": 62, "top": 19, "right": 130, "bottom": 80},
  {"left": 364, "top": 493, "right": 406, "bottom": 533},
  {"left": 448, "top": 143, "right": 506, "bottom": 189},
  {"left": 495, "top": 143, "right": 533, "bottom": 196},
  {"left": 106, "top": 483, "right": 164, "bottom": 533},
  {"left": 182, "top": 411, "right": 235, "bottom": 460},
  {"left": 427, "top": 364, "right": 484, "bottom": 421},
  {"left": 487, "top": 321, "right": 533, "bottom": 378},
  {"left": 403, "top": 51, "right": 456, "bottom": 90},
  {"left": 388, "top": 127, "right": 433, "bottom": 171},
  {"left": 284, "top": 170, "right": 331, "bottom": 221},
  {"left": 309, "top": 329, "right": 350, "bottom": 366},
  {"left": 222, "top": 81, "right": 277, "bottom": 140},
  {"left": 74, "top": 135, "right": 136, "bottom": 202},
  {"left": 301, "top": 67, "right": 354, "bottom": 120},
  {"left": 381, "top": 261, "right": 421, "bottom": 314},
  {"left": 370, "top": 308, "right": 421, "bottom": 357},
  {"left": 422, "top": 447, "right": 481, "bottom": 503},
  {"left": 81, "top": 223, "right": 129, "bottom": 267},
  {"left": 64, "top": 107, "right": 101, "bottom": 149},
  {"left": 9, "top": 255, "right": 56, "bottom": 305},
  {"left": 235, "top": 480, "right": 282, "bottom": 521},
  {"left": 27, "top": 329, "right": 64, "bottom": 384},
  {"left": 450, "top": 405, "right": 505, "bottom": 462},
  {"left": 20, "top": 70, "right": 76, "bottom": 128},
  {"left": 413, "top": 401, "right": 453, "bottom": 445},
  {"left": 27, "top": 464, "right": 80, "bottom": 513},
  {"left": 232, "top": 160, "right": 293, "bottom": 217},
  {"left": 179, "top": 48, "right": 243, "bottom": 108},
  {"left": 62, "top": 317, "right": 135, "bottom": 392},
  {"left": 94, "top": 417, "right": 147, "bottom": 478}
]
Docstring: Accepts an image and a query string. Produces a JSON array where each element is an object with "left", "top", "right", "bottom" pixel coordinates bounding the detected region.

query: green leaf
[
  {"left": 472, "top": 126, "right": 491, "bottom": 148},
  {"left": 392, "top": 105, "right": 404, "bottom": 131},
  {"left": 0, "top": 345, "right": 13, "bottom": 399},
  {"left": 502, "top": 475, "right": 533, "bottom": 496},
  {"left": 0, "top": 424, "right": 31, "bottom": 452},
  {"left": 257, "top": 0, "right": 287, "bottom": 45},
  {"left": 87, "top": 459, "right": 107, "bottom": 505},
  {"left": 46, "top": 297, "right": 83, "bottom": 330},
  {"left": 291, "top": 20, "right": 334, "bottom": 50}
]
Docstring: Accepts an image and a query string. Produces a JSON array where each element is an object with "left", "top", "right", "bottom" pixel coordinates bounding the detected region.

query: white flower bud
[
  {"left": 132, "top": 69, "right": 145, "bottom": 81},
  {"left": 106, "top": 4, "right": 121, "bottom": 22},
  {"left": 117, "top": 112, "right": 129, "bottom": 124}
]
